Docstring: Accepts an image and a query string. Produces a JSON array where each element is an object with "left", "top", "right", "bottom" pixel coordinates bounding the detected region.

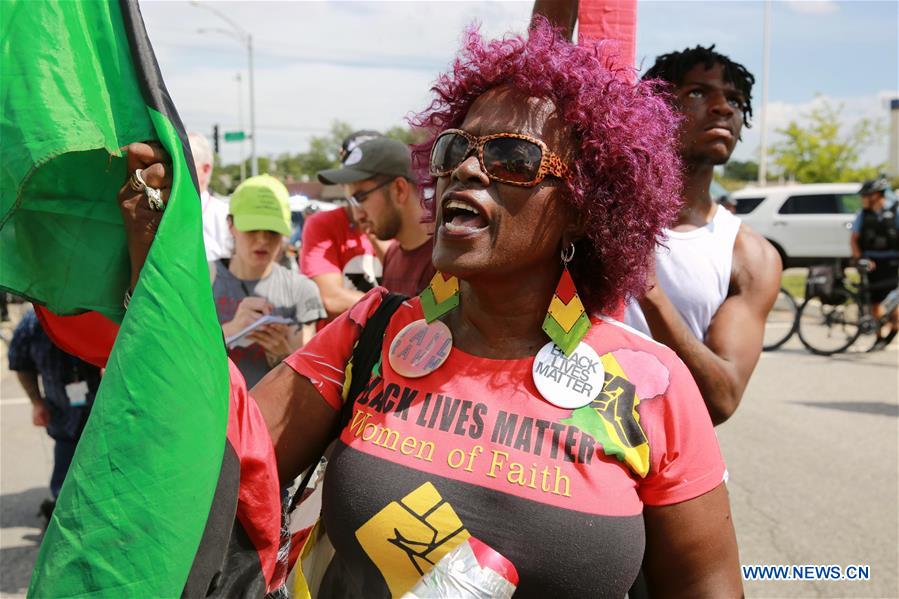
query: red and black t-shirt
[
  {"left": 381, "top": 236, "right": 436, "bottom": 297},
  {"left": 285, "top": 289, "right": 724, "bottom": 598}
]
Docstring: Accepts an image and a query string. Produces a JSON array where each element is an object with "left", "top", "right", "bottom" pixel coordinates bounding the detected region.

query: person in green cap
[{"left": 214, "top": 174, "right": 326, "bottom": 387}]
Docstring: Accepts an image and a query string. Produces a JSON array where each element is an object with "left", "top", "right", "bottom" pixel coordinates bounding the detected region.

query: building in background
[{"left": 888, "top": 98, "right": 899, "bottom": 178}]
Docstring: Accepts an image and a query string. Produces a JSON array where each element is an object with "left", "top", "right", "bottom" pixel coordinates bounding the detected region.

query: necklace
[{"left": 387, "top": 270, "right": 605, "bottom": 409}]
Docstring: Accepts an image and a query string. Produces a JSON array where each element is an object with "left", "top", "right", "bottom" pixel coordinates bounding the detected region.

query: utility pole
[
  {"left": 236, "top": 73, "right": 246, "bottom": 182},
  {"left": 247, "top": 33, "right": 257, "bottom": 176},
  {"left": 758, "top": 0, "right": 771, "bottom": 186}
]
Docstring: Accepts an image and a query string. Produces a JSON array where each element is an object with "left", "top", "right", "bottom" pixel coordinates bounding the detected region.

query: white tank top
[{"left": 624, "top": 205, "right": 742, "bottom": 341}]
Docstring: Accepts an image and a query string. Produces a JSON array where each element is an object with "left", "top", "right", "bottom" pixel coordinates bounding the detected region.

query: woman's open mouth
[{"left": 441, "top": 198, "right": 489, "bottom": 236}]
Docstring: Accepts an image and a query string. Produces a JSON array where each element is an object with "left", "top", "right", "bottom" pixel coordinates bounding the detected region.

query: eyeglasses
[
  {"left": 429, "top": 128, "right": 570, "bottom": 187},
  {"left": 347, "top": 178, "right": 393, "bottom": 208}
]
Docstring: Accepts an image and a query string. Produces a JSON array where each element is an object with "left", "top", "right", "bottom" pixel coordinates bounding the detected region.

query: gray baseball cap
[{"left": 317, "top": 137, "right": 414, "bottom": 184}]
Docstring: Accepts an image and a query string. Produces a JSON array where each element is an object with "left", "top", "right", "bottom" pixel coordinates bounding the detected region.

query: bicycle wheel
[
  {"left": 797, "top": 288, "right": 862, "bottom": 355},
  {"left": 763, "top": 288, "right": 798, "bottom": 351}
]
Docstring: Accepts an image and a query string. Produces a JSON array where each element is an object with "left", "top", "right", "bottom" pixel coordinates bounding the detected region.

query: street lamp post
[
  {"left": 236, "top": 73, "right": 245, "bottom": 182},
  {"left": 191, "top": 1, "right": 258, "bottom": 176}
]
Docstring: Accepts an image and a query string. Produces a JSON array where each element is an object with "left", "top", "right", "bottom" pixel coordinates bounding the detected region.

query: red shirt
[
  {"left": 284, "top": 289, "right": 724, "bottom": 597},
  {"left": 381, "top": 236, "right": 436, "bottom": 297},
  {"left": 299, "top": 207, "right": 381, "bottom": 292}
]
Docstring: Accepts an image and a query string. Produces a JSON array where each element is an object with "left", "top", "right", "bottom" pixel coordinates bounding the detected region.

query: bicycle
[
  {"left": 763, "top": 287, "right": 798, "bottom": 351},
  {"left": 797, "top": 259, "right": 899, "bottom": 355}
]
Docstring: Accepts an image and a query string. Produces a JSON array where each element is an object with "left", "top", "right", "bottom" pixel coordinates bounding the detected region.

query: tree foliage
[
  {"left": 769, "top": 99, "right": 884, "bottom": 183},
  {"left": 209, "top": 120, "right": 425, "bottom": 196},
  {"left": 723, "top": 159, "right": 759, "bottom": 181}
]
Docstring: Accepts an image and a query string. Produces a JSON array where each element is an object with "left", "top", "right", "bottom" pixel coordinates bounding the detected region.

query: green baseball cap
[
  {"left": 228, "top": 174, "right": 291, "bottom": 236},
  {"left": 317, "top": 137, "right": 414, "bottom": 184}
]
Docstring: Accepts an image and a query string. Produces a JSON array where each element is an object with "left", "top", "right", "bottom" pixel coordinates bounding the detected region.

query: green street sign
[{"left": 224, "top": 131, "right": 245, "bottom": 142}]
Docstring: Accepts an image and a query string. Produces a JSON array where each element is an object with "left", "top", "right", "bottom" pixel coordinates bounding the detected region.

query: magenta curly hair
[{"left": 409, "top": 18, "right": 683, "bottom": 314}]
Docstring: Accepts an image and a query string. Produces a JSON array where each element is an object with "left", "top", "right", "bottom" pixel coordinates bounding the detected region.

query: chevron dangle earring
[
  {"left": 419, "top": 271, "right": 460, "bottom": 322},
  {"left": 532, "top": 243, "right": 606, "bottom": 410},
  {"left": 388, "top": 272, "right": 458, "bottom": 378}
]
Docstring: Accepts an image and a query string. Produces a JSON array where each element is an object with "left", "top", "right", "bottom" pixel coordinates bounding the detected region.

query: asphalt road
[
  {"left": 1, "top": 325, "right": 896, "bottom": 598},
  {"left": 717, "top": 336, "right": 898, "bottom": 598}
]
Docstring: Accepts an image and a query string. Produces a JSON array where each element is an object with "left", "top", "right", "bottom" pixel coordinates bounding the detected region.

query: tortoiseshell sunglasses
[{"left": 429, "top": 128, "right": 570, "bottom": 187}]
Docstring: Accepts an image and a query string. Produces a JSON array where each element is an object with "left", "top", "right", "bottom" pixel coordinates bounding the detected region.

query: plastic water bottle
[{"left": 402, "top": 537, "right": 518, "bottom": 599}]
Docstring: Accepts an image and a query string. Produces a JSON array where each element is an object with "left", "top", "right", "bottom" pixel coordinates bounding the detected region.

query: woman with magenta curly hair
[{"left": 120, "top": 18, "right": 740, "bottom": 598}]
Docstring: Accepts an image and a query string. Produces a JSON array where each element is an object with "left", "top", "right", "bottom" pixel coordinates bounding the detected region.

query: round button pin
[
  {"left": 388, "top": 319, "right": 453, "bottom": 378},
  {"left": 531, "top": 341, "right": 605, "bottom": 409}
]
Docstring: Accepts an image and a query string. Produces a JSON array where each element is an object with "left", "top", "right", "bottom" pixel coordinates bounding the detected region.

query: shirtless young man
[
  {"left": 624, "top": 46, "right": 781, "bottom": 425},
  {"left": 533, "top": 0, "right": 781, "bottom": 424}
]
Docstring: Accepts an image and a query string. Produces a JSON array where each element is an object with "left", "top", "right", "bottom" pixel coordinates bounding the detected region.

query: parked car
[
  {"left": 731, "top": 183, "right": 862, "bottom": 267},
  {"left": 710, "top": 179, "right": 731, "bottom": 204}
]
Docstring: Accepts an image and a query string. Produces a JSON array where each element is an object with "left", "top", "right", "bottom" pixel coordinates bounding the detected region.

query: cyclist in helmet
[{"left": 851, "top": 176, "right": 899, "bottom": 350}]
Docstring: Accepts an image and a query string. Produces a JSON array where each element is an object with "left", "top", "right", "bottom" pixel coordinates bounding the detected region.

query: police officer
[{"left": 851, "top": 177, "right": 899, "bottom": 350}]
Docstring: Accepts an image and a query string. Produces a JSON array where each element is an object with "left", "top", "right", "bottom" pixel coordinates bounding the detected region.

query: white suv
[{"left": 731, "top": 183, "right": 861, "bottom": 267}]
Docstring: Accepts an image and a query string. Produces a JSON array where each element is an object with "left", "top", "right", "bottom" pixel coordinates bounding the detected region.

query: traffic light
[{"left": 212, "top": 124, "right": 220, "bottom": 155}]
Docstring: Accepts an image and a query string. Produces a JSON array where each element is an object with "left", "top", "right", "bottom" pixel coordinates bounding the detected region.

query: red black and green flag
[{"left": 1, "top": 1, "right": 283, "bottom": 596}]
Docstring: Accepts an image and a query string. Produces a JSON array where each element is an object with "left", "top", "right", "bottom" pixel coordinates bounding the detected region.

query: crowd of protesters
[
  {"left": 6, "top": 2, "right": 897, "bottom": 596},
  {"left": 115, "top": 15, "right": 750, "bottom": 595}
]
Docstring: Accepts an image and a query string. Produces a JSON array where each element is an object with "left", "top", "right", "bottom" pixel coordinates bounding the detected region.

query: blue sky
[
  {"left": 636, "top": 1, "right": 896, "bottom": 102},
  {"left": 141, "top": 0, "right": 898, "bottom": 170}
]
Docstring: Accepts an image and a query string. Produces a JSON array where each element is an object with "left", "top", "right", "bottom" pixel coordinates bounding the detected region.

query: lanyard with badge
[{"left": 65, "top": 356, "right": 89, "bottom": 407}]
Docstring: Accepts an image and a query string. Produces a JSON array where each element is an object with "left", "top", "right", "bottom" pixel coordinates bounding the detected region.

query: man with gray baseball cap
[
  {"left": 302, "top": 136, "right": 434, "bottom": 318},
  {"left": 323, "top": 137, "right": 434, "bottom": 298},
  {"left": 318, "top": 136, "right": 416, "bottom": 185}
]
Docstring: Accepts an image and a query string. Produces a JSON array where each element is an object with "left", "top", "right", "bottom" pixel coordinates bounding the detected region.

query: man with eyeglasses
[
  {"left": 309, "top": 137, "right": 433, "bottom": 315},
  {"left": 297, "top": 133, "right": 384, "bottom": 319}
]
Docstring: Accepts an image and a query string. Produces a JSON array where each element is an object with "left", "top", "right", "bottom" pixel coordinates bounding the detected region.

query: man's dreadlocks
[{"left": 643, "top": 44, "right": 755, "bottom": 127}]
